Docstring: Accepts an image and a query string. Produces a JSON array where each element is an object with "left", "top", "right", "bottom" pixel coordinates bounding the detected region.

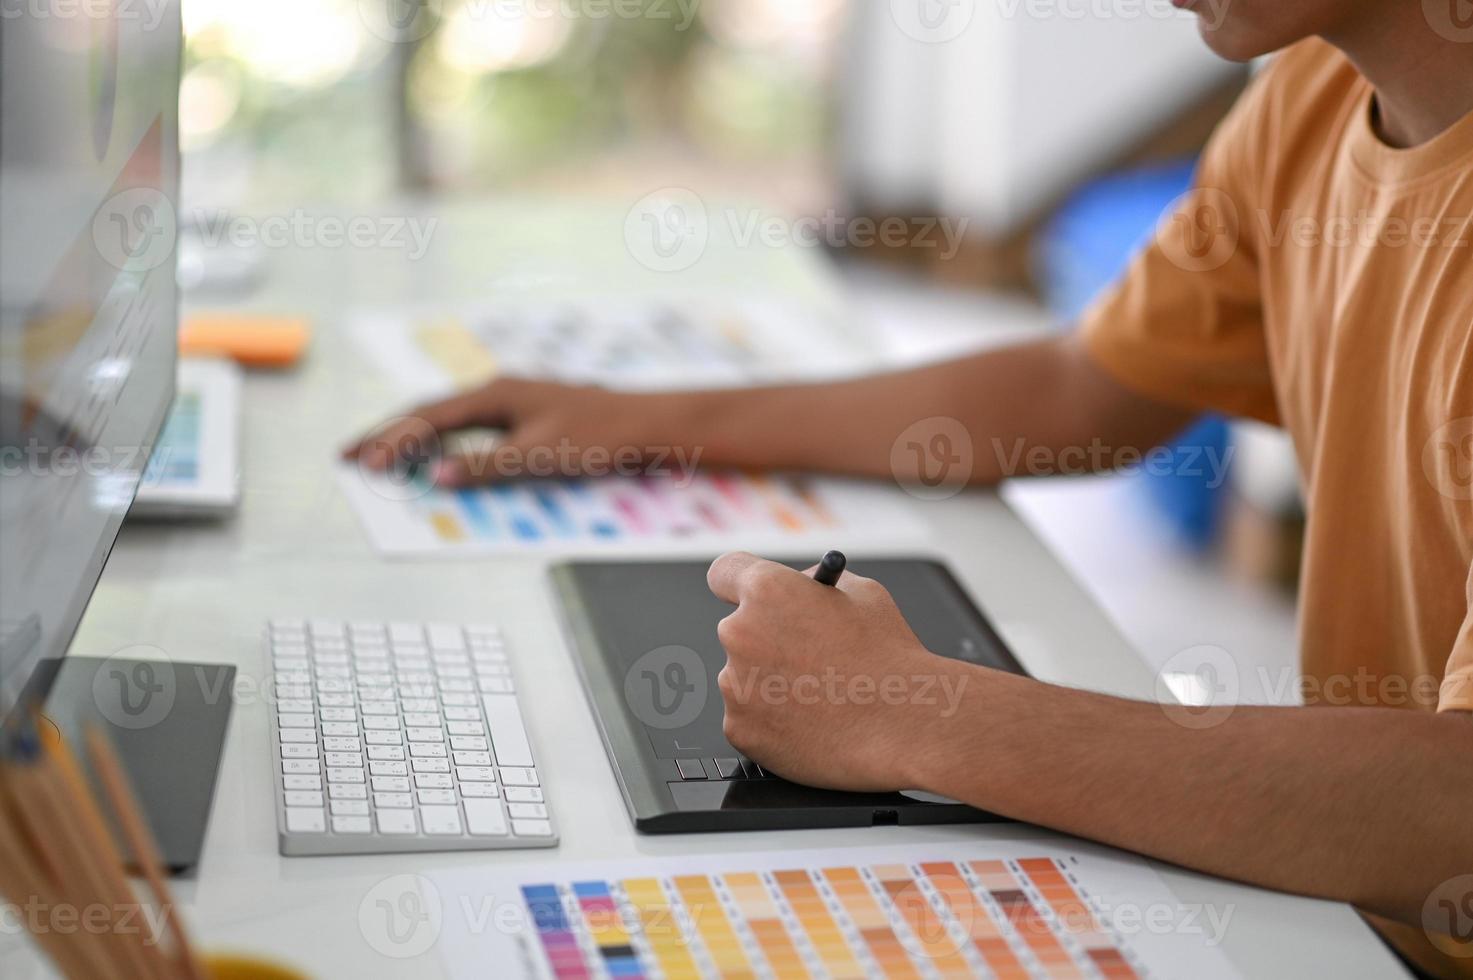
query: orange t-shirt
[{"left": 1082, "top": 38, "right": 1473, "bottom": 976}]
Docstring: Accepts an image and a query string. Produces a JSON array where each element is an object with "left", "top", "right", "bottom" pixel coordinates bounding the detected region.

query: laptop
[{"left": 550, "top": 557, "right": 1029, "bottom": 833}]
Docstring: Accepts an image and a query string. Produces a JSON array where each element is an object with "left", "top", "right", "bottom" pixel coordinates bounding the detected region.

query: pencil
[{"left": 86, "top": 725, "right": 206, "bottom": 980}]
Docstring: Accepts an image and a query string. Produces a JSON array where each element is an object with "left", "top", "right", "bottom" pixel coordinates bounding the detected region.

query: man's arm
[
  {"left": 347, "top": 335, "right": 1196, "bottom": 487},
  {"left": 918, "top": 673, "right": 1472, "bottom": 923},
  {"left": 708, "top": 553, "right": 1473, "bottom": 928}
]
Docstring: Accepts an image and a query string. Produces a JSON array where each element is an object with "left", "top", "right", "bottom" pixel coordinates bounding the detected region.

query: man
[{"left": 350, "top": 1, "right": 1473, "bottom": 973}]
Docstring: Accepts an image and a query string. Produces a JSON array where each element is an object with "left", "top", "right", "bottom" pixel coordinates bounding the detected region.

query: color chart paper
[
  {"left": 428, "top": 844, "right": 1240, "bottom": 979},
  {"left": 337, "top": 466, "right": 929, "bottom": 557},
  {"left": 351, "top": 300, "right": 878, "bottom": 400}
]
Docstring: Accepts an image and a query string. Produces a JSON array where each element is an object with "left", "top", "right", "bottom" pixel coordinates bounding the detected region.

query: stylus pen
[{"left": 813, "top": 550, "right": 847, "bottom": 587}]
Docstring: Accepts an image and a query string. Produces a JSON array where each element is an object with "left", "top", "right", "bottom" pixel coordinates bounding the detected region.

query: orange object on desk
[{"left": 180, "top": 314, "right": 310, "bottom": 368}]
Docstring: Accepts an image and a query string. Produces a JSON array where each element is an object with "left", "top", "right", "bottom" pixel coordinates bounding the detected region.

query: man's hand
[
  {"left": 707, "top": 552, "right": 973, "bottom": 793},
  {"left": 342, "top": 378, "right": 670, "bottom": 487}
]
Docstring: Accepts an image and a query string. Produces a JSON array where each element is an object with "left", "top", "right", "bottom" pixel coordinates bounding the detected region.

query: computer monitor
[
  {"left": 0, "top": 4, "right": 183, "bottom": 724},
  {"left": 1, "top": 4, "right": 233, "bottom": 872}
]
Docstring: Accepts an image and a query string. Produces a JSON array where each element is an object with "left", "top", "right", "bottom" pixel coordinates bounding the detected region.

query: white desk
[{"left": 14, "top": 201, "right": 1404, "bottom": 978}]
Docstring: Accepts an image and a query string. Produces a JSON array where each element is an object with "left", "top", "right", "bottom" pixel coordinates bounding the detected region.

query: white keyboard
[{"left": 267, "top": 618, "right": 557, "bottom": 855}]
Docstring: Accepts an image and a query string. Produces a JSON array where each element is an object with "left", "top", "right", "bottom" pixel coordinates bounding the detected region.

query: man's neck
[{"left": 1325, "top": 7, "right": 1473, "bottom": 148}]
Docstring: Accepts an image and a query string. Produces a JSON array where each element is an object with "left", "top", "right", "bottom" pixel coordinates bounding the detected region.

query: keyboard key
[
  {"left": 276, "top": 698, "right": 313, "bottom": 714},
  {"left": 412, "top": 758, "right": 450, "bottom": 773},
  {"left": 363, "top": 717, "right": 400, "bottom": 731},
  {"left": 283, "top": 775, "right": 322, "bottom": 791},
  {"left": 453, "top": 751, "right": 492, "bottom": 767},
  {"left": 377, "top": 810, "right": 417, "bottom": 835},
  {"left": 367, "top": 745, "right": 406, "bottom": 761},
  {"left": 389, "top": 622, "right": 424, "bottom": 644},
  {"left": 507, "top": 803, "right": 547, "bottom": 819},
  {"left": 409, "top": 743, "right": 446, "bottom": 758},
  {"left": 366, "top": 731, "right": 402, "bottom": 745},
  {"left": 329, "top": 784, "right": 367, "bottom": 800},
  {"left": 480, "top": 678, "right": 515, "bottom": 694},
  {"left": 321, "top": 722, "right": 358, "bottom": 737},
  {"left": 504, "top": 787, "right": 542, "bottom": 803},
  {"left": 323, "top": 737, "right": 362, "bottom": 752},
  {"left": 461, "top": 782, "right": 500, "bottom": 798},
  {"left": 417, "top": 789, "right": 456, "bottom": 805},
  {"left": 327, "top": 768, "right": 365, "bottom": 784},
  {"left": 325, "top": 753, "right": 362, "bottom": 768},
  {"left": 372, "top": 776, "right": 410, "bottom": 792},
  {"left": 426, "top": 623, "right": 466, "bottom": 650},
  {"left": 332, "top": 816, "right": 372, "bottom": 835},
  {"left": 482, "top": 695, "right": 534, "bottom": 767},
  {"left": 281, "top": 744, "right": 318, "bottom": 759},
  {"left": 361, "top": 703, "right": 398, "bottom": 716},
  {"left": 403, "top": 713, "right": 441, "bottom": 728},
  {"left": 285, "top": 791, "right": 324, "bottom": 808},
  {"left": 450, "top": 736, "right": 488, "bottom": 751},
  {"left": 406, "top": 728, "right": 444, "bottom": 743},
  {"left": 282, "top": 759, "right": 320, "bottom": 775},
  {"left": 286, "top": 808, "right": 325, "bottom": 834},
  {"left": 457, "top": 766, "right": 496, "bottom": 782},
  {"left": 320, "top": 708, "right": 357, "bottom": 723},
  {"left": 374, "top": 793, "right": 413, "bottom": 809},
  {"left": 279, "top": 729, "right": 316, "bottom": 744},
  {"left": 444, "top": 707, "right": 480, "bottom": 721},
  {"left": 415, "top": 773, "right": 453, "bottom": 789},
  {"left": 420, "top": 806, "right": 463, "bottom": 836},
  {"left": 447, "top": 720, "right": 484, "bottom": 737},
  {"left": 369, "top": 761, "right": 408, "bottom": 777},
  {"left": 463, "top": 799, "right": 508, "bottom": 836},
  {"left": 499, "top": 767, "right": 538, "bottom": 787},
  {"left": 278, "top": 714, "right": 315, "bottom": 730},
  {"left": 511, "top": 819, "right": 553, "bottom": 838},
  {"left": 332, "top": 799, "right": 370, "bottom": 815}
]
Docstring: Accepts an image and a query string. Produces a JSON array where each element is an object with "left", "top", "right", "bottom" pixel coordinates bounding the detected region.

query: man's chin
[{"left": 1196, "top": 19, "right": 1278, "bottom": 63}]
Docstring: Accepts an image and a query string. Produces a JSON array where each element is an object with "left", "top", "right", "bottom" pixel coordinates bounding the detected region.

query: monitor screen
[{"left": 0, "top": 4, "right": 181, "bottom": 725}]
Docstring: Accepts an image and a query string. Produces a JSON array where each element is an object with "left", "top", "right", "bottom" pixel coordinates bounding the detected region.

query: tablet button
[
  {"left": 676, "top": 759, "right": 707, "bottom": 780},
  {"left": 714, "top": 758, "right": 742, "bottom": 780}
]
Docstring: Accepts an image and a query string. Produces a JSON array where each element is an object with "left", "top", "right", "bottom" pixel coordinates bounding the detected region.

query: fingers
[
  {"left": 707, "top": 552, "right": 807, "bottom": 605},
  {"left": 343, "top": 384, "right": 519, "bottom": 470}
]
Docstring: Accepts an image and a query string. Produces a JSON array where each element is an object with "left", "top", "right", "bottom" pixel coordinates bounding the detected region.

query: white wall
[{"left": 843, "top": 0, "right": 1241, "bottom": 234}]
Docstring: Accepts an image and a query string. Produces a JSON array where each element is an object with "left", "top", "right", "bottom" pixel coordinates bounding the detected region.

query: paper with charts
[
  {"left": 424, "top": 843, "right": 1239, "bottom": 979},
  {"left": 338, "top": 465, "right": 929, "bottom": 557},
  {"left": 350, "top": 298, "right": 880, "bottom": 399}
]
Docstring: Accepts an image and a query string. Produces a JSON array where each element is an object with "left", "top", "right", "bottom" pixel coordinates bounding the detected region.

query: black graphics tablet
[{"left": 550, "top": 558, "right": 1029, "bottom": 833}]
